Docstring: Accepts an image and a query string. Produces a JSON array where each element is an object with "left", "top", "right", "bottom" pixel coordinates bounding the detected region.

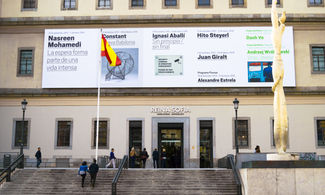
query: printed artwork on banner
[{"left": 101, "top": 48, "right": 139, "bottom": 83}]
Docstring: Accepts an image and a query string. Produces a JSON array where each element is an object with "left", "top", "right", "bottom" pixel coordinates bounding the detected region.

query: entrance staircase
[{"left": 0, "top": 168, "right": 239, "bottom": 194}]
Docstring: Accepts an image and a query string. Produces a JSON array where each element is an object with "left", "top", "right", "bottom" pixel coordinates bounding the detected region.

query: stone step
[{"left": 0, "top": 169, "right": 239, "bottom": 195}]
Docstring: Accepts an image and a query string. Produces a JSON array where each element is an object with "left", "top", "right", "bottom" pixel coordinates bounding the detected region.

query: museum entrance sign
[{"left": 42, "top": 27, "right": 295, "bottom": 88}]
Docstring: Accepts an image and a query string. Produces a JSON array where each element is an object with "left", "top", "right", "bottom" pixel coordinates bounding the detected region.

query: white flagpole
[{"left": 95, "top": 30, "right": 102, "bottom": 161}]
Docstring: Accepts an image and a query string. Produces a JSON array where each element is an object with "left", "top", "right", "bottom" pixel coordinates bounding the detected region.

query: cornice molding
[
  {"left": 1, "top": 14, "right": 325, "bottom": 26},
  {"left": 1, "top": 87, "right": 325, "bottom": 97}
]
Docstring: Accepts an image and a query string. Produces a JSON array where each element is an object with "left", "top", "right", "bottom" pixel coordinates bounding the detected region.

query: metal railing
[
  {"left": 112, "top": 155, "right": 128, "bottom": 195},
  {"left": 227, "top": 154, "right": 243, "bottom": 195},
  {"left": 0, "top": 154, "right": 24, "bottom": 184}
]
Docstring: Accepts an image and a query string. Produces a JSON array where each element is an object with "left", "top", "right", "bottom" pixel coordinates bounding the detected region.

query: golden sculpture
[{"left": 271, "top": 0, "right": 288, "bottom": 153}]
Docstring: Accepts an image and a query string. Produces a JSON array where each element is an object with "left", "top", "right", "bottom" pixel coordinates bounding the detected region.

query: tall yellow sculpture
[{"left": 271, "top": 0, "right": 288, "bottom": 154}]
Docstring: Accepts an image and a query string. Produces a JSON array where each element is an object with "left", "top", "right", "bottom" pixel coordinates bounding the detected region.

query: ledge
[
  {"left": 1, "top": 14, "right": 325, "bottom": 26},
  {"left": 242, "top": 160, "right": 325, "bottom": 168},
  {"left": 0, "top": 87, "right": 325, "bottom": 97}
]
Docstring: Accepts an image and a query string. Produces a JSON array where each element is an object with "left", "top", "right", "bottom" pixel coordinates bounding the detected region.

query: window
[
  {"left": 56, "top": 120, "right": 72, "bottom": 148},
  {"left": 233, "top": 118, "right": 250, "bottom": 148},
  {"left": 266, "top": 0, "right": 281, "bottom": 7},
  {"left": 316, "top": 118, "right": 325, "bottom": 147},
  {"left": 311, "top": 46, "right": 325, "bottom": 73},
  {"left": 163, "top": 0, "right": 178, "bottom": 8},
  {"left": 62, "top": 0, "right": 77, "bottom": 10},
  {"left": 308, "top": 0, "right": 324, "bottom": 7},
  {"left": 92, "top": 120, "right": 109, "bottom": 148},
  {"left": 131, "top": 0, "right": 145, "bottom": 7},
  {"left": 198, "top": 0, "right": 211, "bottom": 6},
  {"left": 231, "top": 0, "right": 245, "bottom": 6},
  {"left": 199, "top": 120, "right": 213, "bottom": 168},
  {"left": 13, "top": 120, "right": 30, "bottom": 148},
  {"left": 270, "top": 118, "right": 289, "bottom": 148},
  {"left": 97, "top": 0, "right": 111, "bottom": 9},
  {"left": 22, "top": 0, "right": 37, "bottom": 10},
  {"left": 17, "top": 48, "right": 34, "bottom": 76}
]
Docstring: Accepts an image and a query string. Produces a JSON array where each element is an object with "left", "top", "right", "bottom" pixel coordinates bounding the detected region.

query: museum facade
[{"left": 0, "top": 0, "right": 325, "bottom": 168}]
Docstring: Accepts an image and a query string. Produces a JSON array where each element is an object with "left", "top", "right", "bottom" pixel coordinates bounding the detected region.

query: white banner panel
[
  {"left": 42, "top": 27, "right": 295, "bottom": 88},
  {"left": 42, "top": 29, "right": 101, "bottom": 88}
]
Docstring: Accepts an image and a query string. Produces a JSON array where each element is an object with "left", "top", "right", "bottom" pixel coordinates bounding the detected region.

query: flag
[{"left": 101, "top": 34, "right": 121, "bottom": 66}]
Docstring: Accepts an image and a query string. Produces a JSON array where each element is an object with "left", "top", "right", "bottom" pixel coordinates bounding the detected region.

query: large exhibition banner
[{"left": 42, "top": 27, "right": 295, "bottom": 88}]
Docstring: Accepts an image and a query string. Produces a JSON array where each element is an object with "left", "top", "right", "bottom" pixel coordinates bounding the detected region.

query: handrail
[
  {"left": 227, "top": 154, "right": 243, "bottom": 195},
  {"left": 112, "top": 155, "right": 128, "bottom": 195},
  {"left": 0, "top": 154, "right": 24, "bottom": 183}
]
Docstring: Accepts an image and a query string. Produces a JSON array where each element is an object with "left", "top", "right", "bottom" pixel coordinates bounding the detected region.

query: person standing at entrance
[
  {"left": 35, "top": 147, "right": 42, "bottom": 168},
  {"left": 140, "top": 148, "right": 149, "bottom": 168},
  {"left": 255, "top": 145, "right": 261, "bottom": 153},
  {"left": 130, "top": 147, "right": 136, "bottom": 168},
  {"left": 106, "top": 148, "right": 116, "bottom": 168},
  {"left": 78, "top": 161, "right": 88, "bottom": 187},
  {"left": 152, "top": 148, "right": 159, "bottom": 168},
  {"left": 161, "top": 148, "right": 167, "bottom": 168},
  {"left": 88, "top": 159, "right": 99, "bottom": 187}
]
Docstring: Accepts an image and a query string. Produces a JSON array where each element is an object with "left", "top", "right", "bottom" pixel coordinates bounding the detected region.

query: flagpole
[{"left": 95, "top": 30, "right": 102, "bottom": 161}]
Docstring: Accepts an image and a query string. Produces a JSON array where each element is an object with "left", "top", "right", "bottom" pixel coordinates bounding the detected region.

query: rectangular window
[
  {"left": 308, "top": 0, "right": 324, "bottom": 7},
  {"left": 97, "top": 0, "right": 111, "bottom": 8},
  {"left": 232, "top": 0, "right": 244, "bottom": 5},
  {"left": 164, "top": 0, "right": 177, "bottom": 7},
  {"left": 309, "top": 0, "right": 323, "bottom": 5},
  {"left": 266, "top": 0, "right": 281, "bottom": 7},
  {"left": 56, "top": 120, "right": 72, "bottom": 147},
  {"left": 17, "top": 49, "right": 34, "bottom": 76},
  {"left": 131, "top": 0, "right": 144, "bottom": 7},
  {"left": 198, "top": 0, "right": 211, "bottom": 6},
  {"left": 317, "top": 119, "right": 325, "bottom": 147},
  {"left": 233, "top": 118, "right": 250, "bottom": 148},
  {"left": 237, "top": 120, "right": 248, "bottom": 147},
  {"left": 62, "top": 0, "right": 77, "bottom": 10},
  {"left": 22, "top": 0, "right": 37, "bottom": 9},
  {"left": 93, "top": 120, "right": 108, "bottom": 147},
  {"left": 199, "top": 120, "right": 213, "bottom": 168},
  {"left": 267, "top": 0, "right": 280, "bottom": 4},
  {"left": 14, "top": 120, "right": 29, "bottom": 147},
  {"left": 311, "top": 46, "right": 325, "bottom": 72}
]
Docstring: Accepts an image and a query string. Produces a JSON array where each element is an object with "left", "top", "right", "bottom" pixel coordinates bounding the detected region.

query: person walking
[
  {"left": 106, "top": 148, "right": 116, "bottom": 168},
  {"left": 152, "top": 148, "right": 159, "bottom": 168},
  {"left": 88, "top": 158, "right": 99, "bottom": 187},
  {"left": 140, "top": 148, "right": 149, "bottom": 168},
  {"left": 35, "top": 147, "right": 42, "bottom": 168},
  {"left": 161, "top": 148, "right": 167, "bottom": 168},
  {"left": 78, "top": 161, "right": 88, "bottom": 187},
  {"left": 129, "top": 147, "right": 136, "bottom": 168}
]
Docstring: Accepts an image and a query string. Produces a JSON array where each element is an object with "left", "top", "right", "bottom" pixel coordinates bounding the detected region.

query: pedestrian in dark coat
[
  {"left": 35, "top": 147, "right": 42, "bottom": 168},
  {"left": 88, "top": 159, "right": 99, "bottom": 187},
  {"left": 140, "top": 148, "right": 149, "bottom": 168},
  {"left": 152, "top": 148, "right": 159, "bottom": 168},
  {"left": 161, "top": 148, "right": 167, "bottom": 168},
  {"left": 78, "top": 161, "right": 88, "bottom": 187}
]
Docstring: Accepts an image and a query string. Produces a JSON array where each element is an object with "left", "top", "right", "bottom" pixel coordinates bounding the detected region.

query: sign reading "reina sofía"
[
  {"left": 42, "top": 27, "right": 295, "bottom": 88},
  {"left": 151, "top": 106, "right": 191, "bottom": 115}
]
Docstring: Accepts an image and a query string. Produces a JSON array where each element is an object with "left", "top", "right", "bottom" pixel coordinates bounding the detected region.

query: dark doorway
[
  {"left": 200, "top": 120, "right": 213, "bottom": 168},
  {"left": 158, "top": 123, "right": 183, "bottom": 168},
  {"left": 129, "top": 120, "right": 142, "bottom": 168}
]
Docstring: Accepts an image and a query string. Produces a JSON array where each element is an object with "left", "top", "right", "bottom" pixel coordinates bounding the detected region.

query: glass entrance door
[
  {"left": 129, "top": 121, "right": 142, "bottom": 168},
  {"left": 158, "top": 123, "right": 183, "bottom": 168}
]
